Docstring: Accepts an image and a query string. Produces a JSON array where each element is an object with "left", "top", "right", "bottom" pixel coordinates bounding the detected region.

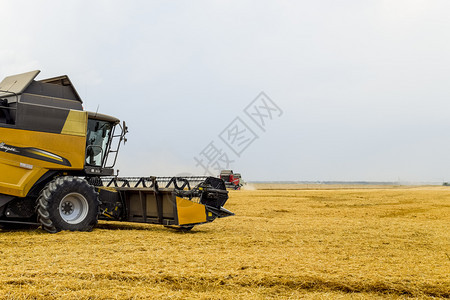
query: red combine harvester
[{"left": 220, "top": 170, "right": 243, "bottom": 190}]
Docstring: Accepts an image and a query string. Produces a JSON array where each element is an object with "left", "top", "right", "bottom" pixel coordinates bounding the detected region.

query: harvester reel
[{"left": 36, "top": 176, "right": 99, "bottom": 233}]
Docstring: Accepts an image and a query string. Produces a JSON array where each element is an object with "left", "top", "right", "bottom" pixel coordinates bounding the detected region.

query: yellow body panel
[
  {"left": 0, "top": 156, "right": 47, "bottom": 197},
  {"left": 0, "top": 125, "right": 87, "bottom": 197},
  {"left": 61, "top": 110, "right": 88, "bottom": 137},
  {"left": 176, "top": 197, "right": 207, "bottom": 225}
]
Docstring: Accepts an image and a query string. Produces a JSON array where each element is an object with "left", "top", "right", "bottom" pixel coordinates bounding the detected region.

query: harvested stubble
[{"left": 0, "top": 186, "right": 449, "bottom": 299}]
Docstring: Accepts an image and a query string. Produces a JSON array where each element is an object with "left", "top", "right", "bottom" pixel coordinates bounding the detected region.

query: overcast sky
[{"left": 1, "top": 0, "right": 450, "bottom": 182}]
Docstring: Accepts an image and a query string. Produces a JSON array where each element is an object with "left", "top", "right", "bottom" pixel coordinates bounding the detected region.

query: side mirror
[
  {"left": 122, "top": 121, "right": 128, "bottom": 144},
  {"left": 123, "top": 121, "right": 129, "bottom": 134}
]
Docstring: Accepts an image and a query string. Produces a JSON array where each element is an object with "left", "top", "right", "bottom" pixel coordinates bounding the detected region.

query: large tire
[{"left": 36, "top": 176, "right": 99, "bottom": 233}]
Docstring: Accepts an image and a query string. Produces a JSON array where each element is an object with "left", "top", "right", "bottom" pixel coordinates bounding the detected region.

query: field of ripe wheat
[{"left": 0, "top": 186, "right": 449, "bottom": 299}]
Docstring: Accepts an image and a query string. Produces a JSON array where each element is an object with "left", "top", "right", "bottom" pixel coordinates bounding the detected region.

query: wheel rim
[{"left": 59, "top": 193, "right": 89, "bottom": 224}]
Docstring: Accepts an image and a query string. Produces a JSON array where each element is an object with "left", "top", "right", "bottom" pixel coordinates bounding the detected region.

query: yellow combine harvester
[{"left": 0, "top": 70, "right": 233, "bottom": 233}]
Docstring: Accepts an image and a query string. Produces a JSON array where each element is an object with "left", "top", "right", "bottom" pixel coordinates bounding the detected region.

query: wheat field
[{"left": 0, "top": 186, "right": 449, "bottom": 299}]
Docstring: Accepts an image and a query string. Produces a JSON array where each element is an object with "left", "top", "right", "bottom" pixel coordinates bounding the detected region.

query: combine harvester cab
[{"left": 0, "top": 70, "right": 233, "bottom": 232}]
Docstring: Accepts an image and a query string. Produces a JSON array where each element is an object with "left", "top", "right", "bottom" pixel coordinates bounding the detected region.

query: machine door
[{"left": 85, "top": 119, "right": 112, "bottom": 167}]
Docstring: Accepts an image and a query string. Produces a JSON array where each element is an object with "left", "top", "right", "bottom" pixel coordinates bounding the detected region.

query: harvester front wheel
[{"left": 37, "top": 176, "right": 99, "bottom": 233}]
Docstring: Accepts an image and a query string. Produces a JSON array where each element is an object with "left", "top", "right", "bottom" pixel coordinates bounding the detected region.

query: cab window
[{"left": 86, "top": 119, "right": 112, "bottom": 166}]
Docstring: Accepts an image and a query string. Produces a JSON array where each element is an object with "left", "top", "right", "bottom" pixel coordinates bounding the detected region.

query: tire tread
[{"left": 36, "top": 176, "right": 98, "bottom": 233}]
